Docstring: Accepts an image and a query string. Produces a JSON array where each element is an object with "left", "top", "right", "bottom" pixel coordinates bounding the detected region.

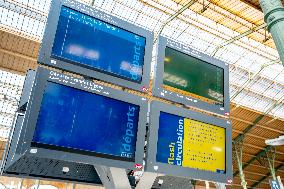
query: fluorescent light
[{"left": 265, "top": 135, "right": 284, "bottom": 146}]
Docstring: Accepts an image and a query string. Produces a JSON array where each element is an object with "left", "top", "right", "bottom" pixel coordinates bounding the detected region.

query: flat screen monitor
[
  {"left": 153, "top": 37, "right": 229, "bottom": 115},
  {"left": 19, "top": 67, "right": 148, "bottom": 170},
  {"left": 38, "top": 0, "right": 153, "bottom": 92},
  {"left": 32, "top": 82, "right": 139, "bottom": 161},
  {"left": 157, "top": 112, "right": 226, "bottom": 173},
  {"left": 2, "top": 114, "right": 103, "bottom": 186},
  {"left": 145, "top": 101, "right": 232, "bottom": 183}
]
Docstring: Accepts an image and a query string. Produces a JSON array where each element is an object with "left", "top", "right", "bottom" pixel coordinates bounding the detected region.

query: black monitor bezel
[
  {"left": 38, "top": 0, "right": 154, "bottom": 93},
  {"left": 145, "top": 101, "right": 233, "bottom": 183},
  {"left": 20, "top": 67, "right": 148, "bottom": 170},
  {"left": 1, "top": 113, "right": 103, "bottom": 186},
  {"left": 153, "top": 36, "right": 230, "bottom": 116}
]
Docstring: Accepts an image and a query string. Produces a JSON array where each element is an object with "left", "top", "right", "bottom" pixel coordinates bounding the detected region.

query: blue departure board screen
[
  {"left": 32, "top": 82, "right": 140, "bottom": 161},
  {"left": 51, "top": 7, "right": 146, "bottom": 83}
]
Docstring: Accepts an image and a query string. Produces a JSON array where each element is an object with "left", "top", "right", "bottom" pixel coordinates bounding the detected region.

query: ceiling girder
[
  {"left": 249, "top": 163, "right": 284, "bottom": 188},
  {"left": 234, "top": 146, "right": 272, "bottom": 177}
]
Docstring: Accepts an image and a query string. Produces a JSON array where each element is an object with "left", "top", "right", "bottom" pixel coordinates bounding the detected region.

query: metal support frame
[
  {"left": 215, "top": 182, "right": 226, "bottom": 189},
  {"left": 248, "top": 147, "right": 277, "bottom": 188},
  {"left": 233, "top": 141, "right": 247, "bottom": 189},
  {"left": 201, "top": 0, "right": 211, "bottom": 13},
  {"left": 233, "top": 93, "right": 284, "bottom": 182},
  {"left": 233, "top": 94, "right": 284, "bottom": 186},
  {"left": 95, "top": 166, "right": 132, "bottom": 189},
  {"left": 263, "top": 29, "right": 271, "bottom": 43},
  {"left": 135, "top": 172, "right": 159, "bottom": 189}
]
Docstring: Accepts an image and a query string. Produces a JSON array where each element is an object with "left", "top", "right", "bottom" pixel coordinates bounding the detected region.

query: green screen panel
[{"left": 163, "top": 47, "right": 224, "bottom": 105}]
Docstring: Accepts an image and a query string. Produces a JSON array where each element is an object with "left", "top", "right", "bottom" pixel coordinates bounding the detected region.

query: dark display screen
[
  {"left": 32, "top": 82, "right": 140, "bottom": 161},
  {"left": 51, "top": 7, "right": 146, "bottom": 83},
  {"left": 163, "top": 47, "right": 224, "bottom": 105},
  {"left": 156, "top": 112, "right": 226, "bottom": 173}
]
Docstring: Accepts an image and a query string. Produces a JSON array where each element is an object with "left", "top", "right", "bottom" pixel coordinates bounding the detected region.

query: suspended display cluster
[{"left": 1, "top": 0, "right": 232, "bottom": 187}]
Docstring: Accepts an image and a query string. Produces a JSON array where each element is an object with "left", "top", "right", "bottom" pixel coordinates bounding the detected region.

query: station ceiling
[{"left": 0, "top": 0, "right": 284, "bottom": 188}]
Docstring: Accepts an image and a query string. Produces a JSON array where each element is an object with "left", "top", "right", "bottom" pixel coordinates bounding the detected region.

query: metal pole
[
  {"left": 18, "top": 179, "right": 23, "bottom": 189},
  {"left": 215, "top": 182, "right": 226, "bottom": 189},
  {"left": 260, "top": 0, "right": 284, "bottom": 66},
  {"left": 234, "top": 142, "right": 247, "bottom": 189},
  {"left": 266, "top": 147, "right": 277, "bottom": 180},
  {"left": 35, "top": 180, "right": 40, "bottom": 189},
  {"left": 205, "top": 181, "right": 209, "bottom": 189},
  {"left": 135, "top": 172, "right": 158, "bottom": 189}
]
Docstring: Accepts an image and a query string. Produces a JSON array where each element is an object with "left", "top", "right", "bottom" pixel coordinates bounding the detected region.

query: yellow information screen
[
  {"left": 156, "top": 112, "right": 226, "bottom": 173},
  {"left": 183, "top": 118, "right": 225, "bottom": 172}
]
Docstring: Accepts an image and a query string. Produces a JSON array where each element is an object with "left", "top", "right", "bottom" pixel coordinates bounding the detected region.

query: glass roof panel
[{"left": 0, "top": 0, "right": 283, "bottom": 137}]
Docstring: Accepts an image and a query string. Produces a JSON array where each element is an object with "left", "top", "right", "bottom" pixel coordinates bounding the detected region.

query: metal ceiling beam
[
  {"left": 249, "top": 163, "right": 284, "bottom": 188},
  {"left": 230, "top": 82, "right": 282, "bottom": 104},
  {"left": 244, "top": 170, "right": 269, "bottom": 177},
  {"left": 1, "top": 0, "right": 47, "bottom": 22},
  {"left": 231, "top": 116, "right": 283, "bottom": 134},
  {"left": 206, "top": 0, "right": 262, "bottom": 26},
  {"left": 0, "top": 48, "right": 37, "bottom": 74},
  {"left": 211, "top": 23, "right": 267, "bottom": 56},
  {"left": 0, "top": 66, "right": 25, "bottom": 76},
  {"left": 233, "top": 115, "right": 265, "bottom": 144},
  {"left": 232, "top": 149, "right": 284, "bottom": 168},
  {"left": 234, "top": 146, "right": 272, "bottom": 177},
  {"left": 241, "top": 161, "right": 284, "bottom": 174},
  {"left": 230, "top": 58, "right": 280, "bottom": 102},
  {"left": 233, "top": 94, "right": 284, "bottom": 148},
  {"left": 0, "top": 79, "right": 23, "bottom": 89},
  {"left": 0, "top": 48, "right": 37, "bottom": 63},
  {"left": 238, "top": 0, "right": 262, "bottom": 11},
  {"left": 234, "top": 177, "right": 270, "bottom": 185},
  {"left": 233, "top": 128, "right": 267, "bottom": 140}
]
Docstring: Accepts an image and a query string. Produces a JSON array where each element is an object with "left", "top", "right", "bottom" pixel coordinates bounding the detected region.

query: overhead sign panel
[
  {"left": 38, "top": 0, "right": 153, "bottom": 92},
  {"left": 33, "top": 81, "right": 140, "bottom": 161},
  {"left": 17, "top": 67, "right": 148, "bottom": 170},
  {"left": 156, "top": 112, "right": 226, "bottom": 173},
  {"left": 145, "top": 101, "right": 232, "bottom": 183},
  {"left": 153, "top": 37, "right": 229, "bottom": 115},
  {"left": 52, "top": 7, "right": 145, "bottom": 83},
  {"left": 163, "top": 47, "right": 224, "bottom": 105}
]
